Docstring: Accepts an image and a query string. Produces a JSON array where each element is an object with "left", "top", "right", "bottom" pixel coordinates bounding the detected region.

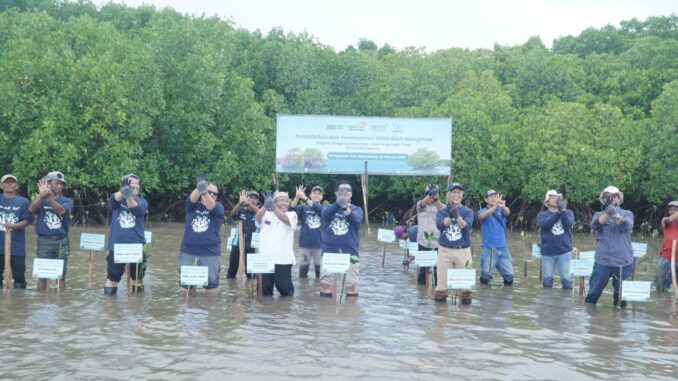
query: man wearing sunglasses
[
  {"left": 319, "top": 181, "right": 363, "bottom": 297},
  {"left": 178, "top": 176, "right": 225, "bottom": 295},
  {"left": 585, "top": 185, "right": 634, "bottom": 307}
]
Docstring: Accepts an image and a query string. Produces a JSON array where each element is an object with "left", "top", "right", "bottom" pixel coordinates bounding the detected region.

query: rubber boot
[
  {"left": 434, "top": 291, "right": 447, "bottom": 303},
  {"left": 104, "top": 286, "right": 118, "bottom": 295},
  {"left": 503, "top": 279, "right": 513, "bottom": 286},
  {"left": 314, "top": 265, "right": 321, "bottom": 279},
  {"left": 13, "top": 280, "right": 27, "bottom": 289},
  {"left": 460, "top": 290, "right": 472, "bottom": 305},
  {"left": 299, "top": 265, "right": 309, "bottom": 278}
]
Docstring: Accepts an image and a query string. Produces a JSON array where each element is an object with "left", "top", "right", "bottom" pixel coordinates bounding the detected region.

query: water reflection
[{"left": 0, "top": 223, "right": 676, "bottom": 379}]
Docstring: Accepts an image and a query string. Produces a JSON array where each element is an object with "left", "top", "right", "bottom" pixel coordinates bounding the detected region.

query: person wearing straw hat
[
  {"left": 226, "top": 190, "right": 260, "bottom": 279},
  {"left": 291, "top": 185, "right": 325, "bottom": 279},
  {"left": 434, "top": 182, "right": 474, "bottom": 304},
  {"left": 0, "top": 174, "right": 32, "bottom": 289},
  {"left": 585, "top": 185, "right": 634, "bottom": 307},
  {"left": 656, "top": 200, "right": 678, "bottom": 292},
  {"left": 319, "top": 181, "right": 363, "bottom": 297},
  {"left": 29, "top": 171, "right": 73, "bottom": 290},
  {"left": 103, "top": 173, "right": 148, "bottom": 295},
  {"left": 536, "top": 190, "right": 574, "bottom": 289},
  {"left": 478, "top": 189, "right": 514, "bottom": 286},
  {"left": 177, "top": 176, "right": 225, "bottom": 296},
  {"left": 256, "top": 191, "right": 298, "bottom": 296},
  {"left": 415, "top": 183, "right": 444, "bottom": 285}
]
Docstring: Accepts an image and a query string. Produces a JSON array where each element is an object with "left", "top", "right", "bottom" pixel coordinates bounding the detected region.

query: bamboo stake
[
  {"left": 126, "top": 264, "right": 131, "bottom": 296},
  {"left": 361, "top": 161, "right": 370, "bottom": 235},
  {"left": 237, "top": 221, "right": 245, "bottom": 279},
  {"left": 381, "top": 244, "right": 387, "bottom": 269},
  {"left": 3, "top": 224, "right": 11, "bottom": 292},
  {"left": 671, "top": 240, "right": 677, "bottom": 297},
  {"left": 88, "top": 250, "right": 93, "bottom": 284},
  {"left": 257, "top": 273, "right": 263, "bottom": 303},
  {"left": 333, "top": 274, "right": 338, "bottom": 303}
]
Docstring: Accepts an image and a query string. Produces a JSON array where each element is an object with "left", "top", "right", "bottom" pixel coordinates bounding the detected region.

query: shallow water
[{"left": 1, "top": 223, "right": 677, "bottom": 380}]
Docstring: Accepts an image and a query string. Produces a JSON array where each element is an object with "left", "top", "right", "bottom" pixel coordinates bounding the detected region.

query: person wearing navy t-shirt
[
  {"left": 319, "top": 181, "right": 363, "bottom": 298},
  {"left": 226, "top": 190, "right": 260, "bottom": 279},
  {"left": 29, "top": 171, "right": 73, "bottom": 290},
  {"left": 478, "top": 189, "right": 514, "bottom": 286},
  {"left": 291, "top": 184, "right": 325, "bottom": 278},
  {"left": 178, "top": 177, "right": 224, "bottom": 295},
  {"left": 435, "top": 182, "right": 474, "bottom": 304},
  {"left": 0, "top": 174, "right": 33, "bottom": 289},
  {"left": 104, "top": 173, "right": 148, "bottom": 295},
  {"left": 537, "top": 190, "right": 574, "bottom": 289}
]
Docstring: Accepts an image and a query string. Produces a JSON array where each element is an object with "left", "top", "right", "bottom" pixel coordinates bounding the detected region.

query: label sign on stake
[
  {"left": 322, "top": 253, "right": 350, "bottom": 274},
  {"left": 180, "top": 266, "right": 209, "bottom": 286},
  {"left": 532, "top": 244, "right": 541, "bottom": 260},
  {"left": 378, "top": 228, "right": 395, "bottom": 243},
  {"left": 144, "top": 231, "right": 153, "bottom": 244},
  {"left": 229, "top": 228, "right": 238, "bottom": 247},
  {"left": 113, "top": 243, "right": 143, "bottom": 263},
  {"left": 570, "top": 259, "right": 594, "bottom": 277},
  {"left": 408, "top": 241, "right": 419, "bottom": 252},
  {"left": 414, "top": 251, "right": 437, "bottom": 267},
  {"left": 632, "top": 242, "right": 647, "bottom": 258},
  {"left": 247, "top": 254, "right": 274, "bottom": 274},
  {"left": 32, "top": 258, "right": 64, "bottom": 279},
  {"left": 447, "top": 269, "right": 476, "bottom": 289},
  {"left": 79, "top": 233, "right": 106, "bottom": 251},
  {"left": 622, "top": 281, "right": 652, "bottom": 302},
  {"left": 399, "top": 239, "right": 407, "bottom": 249}
]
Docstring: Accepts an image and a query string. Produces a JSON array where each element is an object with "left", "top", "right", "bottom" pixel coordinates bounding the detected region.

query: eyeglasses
[
  {"left": 338, "top": 187, "right": 352, "bottom": 192},
  {"left": 207, "top": 190, "right": 218, "bottom": 196}
]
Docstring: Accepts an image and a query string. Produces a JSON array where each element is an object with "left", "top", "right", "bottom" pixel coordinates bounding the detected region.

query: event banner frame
[{"left": 275, "top": 114, "right": 452, "bottom": 176}]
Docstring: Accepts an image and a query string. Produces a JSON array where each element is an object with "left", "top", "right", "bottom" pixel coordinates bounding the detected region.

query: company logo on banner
[{"left": 275, "top": 115, "right": 452, "bottom": 176}]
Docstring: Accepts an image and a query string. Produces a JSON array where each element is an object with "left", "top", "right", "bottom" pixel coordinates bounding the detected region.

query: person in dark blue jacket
[
  {"left": 585, "top": 186, "right": 634, "bottom": 307},
  {"left": 537, "top": 190, "right": 574, "bottom": 289},
  {"left": 291, "top": 185, "right": 325, "bottom": 278},
  {"left": 319, "top": 181, "right": 363, "bottom": 297}
]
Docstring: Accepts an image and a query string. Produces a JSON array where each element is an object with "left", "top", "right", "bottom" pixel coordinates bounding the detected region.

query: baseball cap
[
  {"left": 425, "top": 183, "right": 440, "bottom": 195},
  {"left": 394, "top": 225, "right": 406, "bottom": 239},
  {"left": 485, "top": 189, "right": 499, "bottom": 198},
  {"left": 446, "top": 182, "right": 463, "bottom": 192},
  {"left": 45, "top": 171, "right": 67, "bottom": 183},
  {"left": 273, "top": 191, "right": 289, "bottom": 201},
  {"left": 1, "top": 174, "right": 17, "bottom": 183},
  {"left": 246, "top": 190, "right": 259, "bottom": 197},
  {"left": 668, "top": 200, "right": 678, "bottom": 208},
  {"left": 311, "top": 185, "right": 324, "bottom": 193}
]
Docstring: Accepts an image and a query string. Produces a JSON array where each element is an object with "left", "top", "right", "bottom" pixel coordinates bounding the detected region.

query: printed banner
[{"left": 276, "top": 115, "right": 452, "bottom": 175}]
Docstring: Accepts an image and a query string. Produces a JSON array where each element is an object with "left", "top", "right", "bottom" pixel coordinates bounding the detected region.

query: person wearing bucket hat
[
  {"left": 655, "top": 200, "right": 678, "bottom": 292},
  {"left": 413, "top": 182, "right": 445, "bottom": 285},
  {"left": 227, "top": 189, "right": 261, "bottom": 279},
  {"left": 104, "top": 173, "right": 148, "bottom": 295},
  {"left": 537, "top": 190, "right": 574, "bottom": 289},
  {"left": 585, "top": 185, "right": 634, "bottom": 307},
  {"left": 0, "top": 174, "right": 33, "bottom": 289},
  {"left": 29, "top": 171, "right": 74, "bottom": 290},
  {"left": 478, "top": 189, "right": 514, "bottom": 286},
  {"left": 434, "top": 182, "right": 474, "bottom": 303},
  {"left": 291, "top": 185, "right": 325, "bottom": 278},
  {"left": 256, "top": 191, "right": 298, "bottom": 296}
]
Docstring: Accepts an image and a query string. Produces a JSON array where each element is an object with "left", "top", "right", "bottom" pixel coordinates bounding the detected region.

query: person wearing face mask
[
  {"left": 177, "top": 176, "right": 225, "bottom": 296},
  {"left": 256, "top": 191, "right": 298, "bottom": 296},
  {"left": 478, "top": 189, "right": 514, "bottom": 286},
  {"left": 29, "top": 171, "right": 73, "bottom": 290},
  {"left": 319, "top": 181, "right": 363, "bottom": 298},
  {"left": 536, "top": 190, "right": 574, "bottom": 289},
  {"left": 585, "top": 186, "right": 634, "bottom": 307},
  {"left": 434, "top": 182, "right": 474, "bottom": 304},
  {"left": 104, "top": 173, "right": 148, "bottom": 295},
  {"left": 291, "top": 185, "right": 325, "bottom": 279},
  {"left": 414, "top": 183, "right": 444, "bottom": 285}
]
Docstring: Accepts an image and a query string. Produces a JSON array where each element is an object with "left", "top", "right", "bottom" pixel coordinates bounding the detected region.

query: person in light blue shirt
[{"left": 478, "top": 189, "right": 514, "bottom": 286}]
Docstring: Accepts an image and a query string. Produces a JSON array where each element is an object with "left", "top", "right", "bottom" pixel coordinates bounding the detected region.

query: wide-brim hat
[
  {"left": 543, "top": 190, "right": 562, "bottom": 205},
  {"left": 599, "top": 185, "right": 624, "bottom": 204}
]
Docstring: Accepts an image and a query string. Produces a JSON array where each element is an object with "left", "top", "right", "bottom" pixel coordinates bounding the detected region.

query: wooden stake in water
[
  {"left": 333, "top": 274, "right": 338, "bottom": 303},
  {"left": 257, "top": 273, "right": 263, "bottom": 303},
  {"left": 237, "top": 221, "right": 245, "bottom": 280},
  {"left": 632, "top": 258, "right": 637, "bottom": 281},
  {"left": 381, "top": 244, "right": 387, "bottom": 269},
  {"left": 361, "top": 161, "right": 370, "bottom": 235},
  {"left": 88, "top": 250, "right": 93, "bottom": 284},
  {"left": 126, "top": 264, "right": 131, "bottom": 296},
  {"left": 671, "top": 240, "right": 677, "bottom": 297},
  {"left": 3, "top": 224, "right": 12, "bottom": 292},
  {"left": 618, "top": 266, "right": 623, "bottom": 308}
]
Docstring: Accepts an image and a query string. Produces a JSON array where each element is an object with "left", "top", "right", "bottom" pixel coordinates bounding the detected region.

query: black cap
[{"left": 447, "top": 182, "right": 464, "bottom": 192}]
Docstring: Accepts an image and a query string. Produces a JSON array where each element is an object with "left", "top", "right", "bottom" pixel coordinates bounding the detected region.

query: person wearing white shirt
[{"left": 255, "top": 191, "right": 298, "bottom": 296}]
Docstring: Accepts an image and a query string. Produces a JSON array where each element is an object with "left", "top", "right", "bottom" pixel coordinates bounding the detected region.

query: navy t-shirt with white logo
[
  {"left": 180, "top": 197, "right": 225, "bottom": 256},
  {"left": 35, "top": 196, "right": 73, "bottom": 236},
  {"left": 0, "top": 195, "right": 33, "bottom": 256},
  {"left": 107, "top": 193, "right": 147, "bottom": 251}
]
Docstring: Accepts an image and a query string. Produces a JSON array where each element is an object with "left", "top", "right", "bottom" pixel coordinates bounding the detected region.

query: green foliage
[{"left": 1, "top": 1, "right": 676, "bottom": 217}]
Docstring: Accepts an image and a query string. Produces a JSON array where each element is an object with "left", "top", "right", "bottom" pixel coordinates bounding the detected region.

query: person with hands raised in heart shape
[
  {"left": 478, "top": 189, "right": 515, "bottom": 286},
  {"left": 291, "top": 185, "right": 325, "bottom": 279},
  {"left": 537, "top": 190, "right": 574, "bottom": 290}
]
